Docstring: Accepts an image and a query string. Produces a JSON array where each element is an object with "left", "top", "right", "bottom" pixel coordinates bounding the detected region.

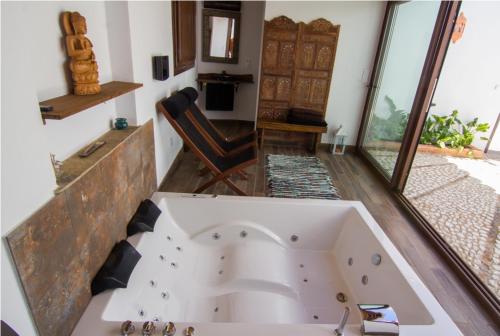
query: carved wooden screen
[
  {"left": 258, "top": 16, "right": 298, "bottom": 121},
  {"left": 258, "top": 16, "right": 340, "bottom": 121},
  {"left": 291, "top": 19, "right": 340, "bottom": 114}
]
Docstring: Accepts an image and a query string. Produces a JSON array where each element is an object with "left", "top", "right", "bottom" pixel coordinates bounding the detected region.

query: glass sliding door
[
  {"left": 359, "top": 1, "right": 441, "bottom": 179},
  {"left": 359, "top": 0, "right": 499, "bottom": 317}
]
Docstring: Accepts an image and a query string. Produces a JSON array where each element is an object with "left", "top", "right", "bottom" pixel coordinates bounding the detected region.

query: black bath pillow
[
  {"left": 179, "top": 87, "right": 199, "bottom": 102},
  {"left": 91, "top": 240, "right": 141, "bottom": 295},
  {"left": 127, "top": 199, "right": 162, "bottom": 236}
]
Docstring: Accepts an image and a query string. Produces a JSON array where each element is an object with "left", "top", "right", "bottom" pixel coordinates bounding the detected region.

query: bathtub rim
[{"left": 71, "top": 192, "right": 462, "bottom": 336}]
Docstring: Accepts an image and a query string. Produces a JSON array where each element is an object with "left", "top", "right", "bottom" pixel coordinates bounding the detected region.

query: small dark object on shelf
[
  {"left": 91, "top": 240, "right": 141, "bottom": 295},
  {"left": 114, "top": 117, "right": 129, "bottom": 130},
  {"left": 39, "top": 104, "right": 53, "bottom": 112},
  {"left": 78, "top": 141, "right": 106, "bottom": 158},
  {"left": 127, "top": 199, "right": 162, "bottom": 236}
]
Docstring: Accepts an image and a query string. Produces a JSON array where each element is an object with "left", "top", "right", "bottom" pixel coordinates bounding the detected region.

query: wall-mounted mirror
[{"left": 202, "top": 9, "right": 240, "bottom": 64}]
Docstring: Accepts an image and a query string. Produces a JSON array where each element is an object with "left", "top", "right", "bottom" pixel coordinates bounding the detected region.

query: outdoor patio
[{"left": 368, "top": 149, "right": 500, "bottom": 298}]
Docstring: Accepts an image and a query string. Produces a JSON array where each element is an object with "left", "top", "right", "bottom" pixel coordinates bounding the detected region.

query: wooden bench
[{"left": 257, "top": 119, "right": 328, "bottom": 153}]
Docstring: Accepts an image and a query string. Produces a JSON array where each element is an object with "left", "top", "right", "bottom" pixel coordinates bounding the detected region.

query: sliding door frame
[
  {"left": 357, "top": 0, "right": 500, "bottom": 319},
  {"left": 355, "top": 2, "right": 396, "bottom": 182}
]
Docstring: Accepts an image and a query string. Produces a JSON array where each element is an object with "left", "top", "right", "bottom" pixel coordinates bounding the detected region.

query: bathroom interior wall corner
[
  {"left": 127, "top": 1, "right": 198, "bottom": 186},
  {"left": 1, "top": 3, "right": 57, "bottom": 334},
  {"left": 196, "top": 1, "right": 265, "bottom": 122},
  {"left": 0, "top": 1, "right": 197, "bottom": 333}
]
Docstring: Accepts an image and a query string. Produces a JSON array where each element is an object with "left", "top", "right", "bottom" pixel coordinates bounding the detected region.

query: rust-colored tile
[
  {"left": 111, "top": 191, "right": 134, "bottom": 240},
  {"left": 140, "top": 119, "right": 155, "bottom": 152},
  {"left": 5, "top": 122, "right": 157, "bottom": 336},
  {"left": 6, "top": 194, "right": 78, "bottom": 302},
  {"left": 121, "top": 128, "right": 142, "bottom": 180},
  {"left": 142, "top": 144, "right": 157, "bottom": 197},
  {"left": 33, "top": 258, "right": 91, "bottom": 336},
  {"left": 63, "top": 163, "right": 116, "bottom": 279},
  {"left": 98, "top": 143, "right": 129, "bottom": 201}
]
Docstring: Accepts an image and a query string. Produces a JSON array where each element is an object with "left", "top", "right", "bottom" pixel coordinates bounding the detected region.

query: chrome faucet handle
[
  {"left": 334, "top": 307, "right": 350, "bottom": 336},
  {"left": 121, "top": 320, "right": 135, "bottom": 336},
  {"left": 184, "top": 326, "right": 195, "bottom": 336},
  {"left": 142, "top": 321, "right": 155, "bottom": 336},
  {"left": 163, "top": 322, "right": 176, "bottom": 336},
  {"left": 358, "top": 304, "right": 399, "bottom": 336}
]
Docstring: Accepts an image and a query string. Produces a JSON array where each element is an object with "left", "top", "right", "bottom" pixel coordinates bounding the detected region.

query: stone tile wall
[{"left": 6, "top": 120, "right": 156, "bottom": 336}]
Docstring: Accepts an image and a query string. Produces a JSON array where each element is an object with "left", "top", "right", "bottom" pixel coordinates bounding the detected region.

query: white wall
[
  {"left": 429, "top": 1, "right": 500, "bottom": 151},
  {"left": 127, "top": 1, "right": 197, "bottom": 183},
  {"left": 106, "top": 1, "right": 138, "bottom": 124},
  {"left": 265, "top": 1, "right": 385, "bottom": 145},
  {"left": 196, "top": 1, "right": 265, "bottom": 121},
  {"left": 1, "top": 5, "right": 59, "bottom": 334},
  {"left": 1, "top": 3, "right": 115, "bottom": 334},
  {"left": 1, "top": 1, "right": 196, "bottom": 333},
  {"left": 29, "top": 2, "right": 117, "bottom": 161}
]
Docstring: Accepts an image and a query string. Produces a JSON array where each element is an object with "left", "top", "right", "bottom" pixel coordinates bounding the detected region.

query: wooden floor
[{"left": 160, "top": 121, "right": 499, "bottom": 336}]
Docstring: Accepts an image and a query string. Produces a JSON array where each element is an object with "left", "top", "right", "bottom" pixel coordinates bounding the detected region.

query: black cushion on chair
[
  {"left": 161, "top": 92, "right": 190, "bottom": 119},
  {"left": 160, "top": 92, "right": 257, "bottom": 172},
  {"left": 179, "top": 87, "right": 199, "bottom": 102},
  {"left": 179, "top": 87, "right": 255, "bottom": 152},
  {"left": 227, "top": 132, "right": 256, "bottom": 148},
  {"left": 161, "top": 93, "right": 224, "bottom": 170}
]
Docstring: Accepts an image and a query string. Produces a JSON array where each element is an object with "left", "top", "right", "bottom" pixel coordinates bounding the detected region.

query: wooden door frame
[
  {"left": 356, "top": 0, "right": 500, "bottom": 320},
  {"left": 391, "top": 1, "right": 460, "bottom": 191}
]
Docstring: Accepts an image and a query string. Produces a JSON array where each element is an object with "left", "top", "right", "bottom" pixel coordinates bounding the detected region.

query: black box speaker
[{"left": 152, "top": 56, "right": 169, "bottom": 81}]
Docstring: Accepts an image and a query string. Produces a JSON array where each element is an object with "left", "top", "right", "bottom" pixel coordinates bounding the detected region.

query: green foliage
[
  {"left": 419, "top": 110, "right": 490, "bottom": 151},
  {"left": 366, "top": 96, "right": 409, "bottom": 142}
]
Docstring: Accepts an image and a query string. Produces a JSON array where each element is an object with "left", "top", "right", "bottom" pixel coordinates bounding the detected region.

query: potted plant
[{"left": 419, "top": 110, "right": 489, "bottom": 158}]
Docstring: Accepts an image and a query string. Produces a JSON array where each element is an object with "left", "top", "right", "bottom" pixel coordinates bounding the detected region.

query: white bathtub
[{"left": 73, "top": 192, "right": 462, "bottom": 336}]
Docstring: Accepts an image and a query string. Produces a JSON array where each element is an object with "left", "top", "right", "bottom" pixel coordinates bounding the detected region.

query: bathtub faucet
[
  {"left": 334, "top": 307, "right": 350, "bottom": 336},
  {"left": 142, "top": 321, "right": 155, "bottom": 336},
  {"left": 163, "top": 322, "right": 176, "bottom": 336},
  {"left": 120, "top": 320, "right": 135, "bottom": 336},
  {"left": 358, "top": 304, "right": 399, "bottom": 335}
]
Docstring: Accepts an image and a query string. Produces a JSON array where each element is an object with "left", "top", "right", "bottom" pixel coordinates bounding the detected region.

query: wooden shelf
[
  {"left": 40, "top": 81, "right": 143, "bottom": 121},
  {"left": 55, "top": 126, "right": 139, "bottom": 193}
]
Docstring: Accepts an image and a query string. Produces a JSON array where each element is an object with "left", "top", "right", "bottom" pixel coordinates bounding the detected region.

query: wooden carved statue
[{"left": 62, "top": 12, "right": 101, "bottom": 95}]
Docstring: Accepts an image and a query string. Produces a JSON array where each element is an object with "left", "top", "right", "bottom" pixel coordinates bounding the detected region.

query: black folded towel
[
  {"left": 287, "top": 108, "right": 327, "bottom": 126},
  {"left": 206, "top": 83, "right": 234, "bottom": 111}
]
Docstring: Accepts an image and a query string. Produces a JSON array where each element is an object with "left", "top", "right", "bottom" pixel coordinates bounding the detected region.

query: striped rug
[{"left": 265, "top": 154, "right": 341, "bottom": 200}]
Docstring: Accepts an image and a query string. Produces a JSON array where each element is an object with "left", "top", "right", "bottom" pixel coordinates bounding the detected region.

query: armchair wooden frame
[
  {"left": 188, "top": 108, "right": 256, "bottom": 157},
  {"left": 157, "top": 99, "right": 257, "bottom": 196}
]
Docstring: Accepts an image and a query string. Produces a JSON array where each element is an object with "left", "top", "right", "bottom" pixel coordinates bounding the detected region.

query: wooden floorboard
[{"left": 159, "top": 121, "right": 499, "bottom": 336}]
